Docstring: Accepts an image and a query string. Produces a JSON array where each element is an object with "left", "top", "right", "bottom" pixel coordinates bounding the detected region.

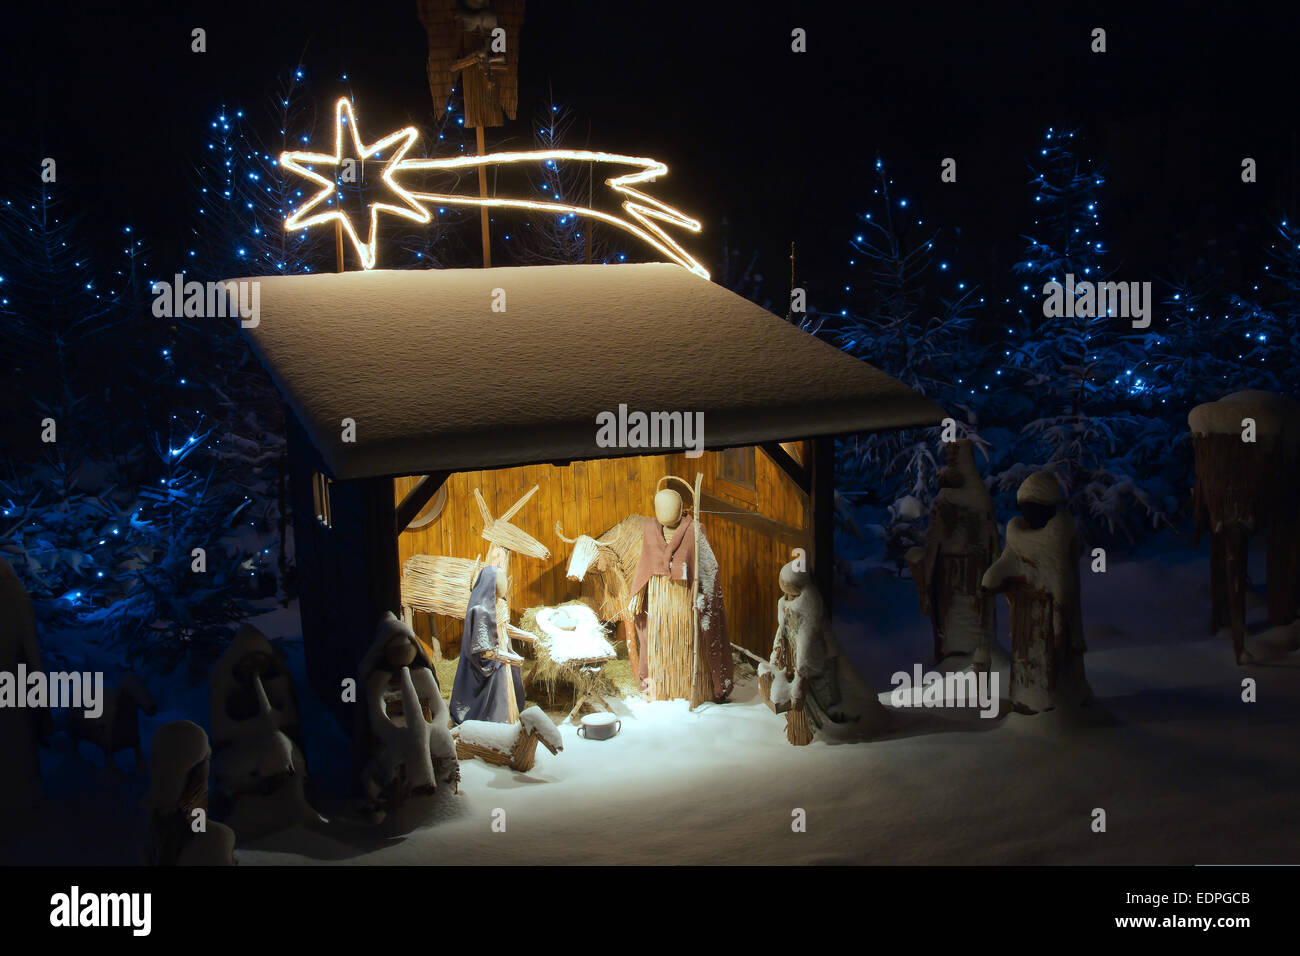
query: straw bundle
[
  {"left": 785, "top": 706, "right": 814, "bottom": 746},
  {"left": 482, "top": 518, "right": 548, "bottom": 560},
  {"left": 517, "top": 600, "right": 617, "bottom": 704},
  {"left": 402, "top": 554, "right": 476, "bottom": 618},
  {"left": 647, "top": 576, "right": 695, "bottom": 701},
  {"left": 758, "top": 669, "right": 775, "bottom": 709},
  {"left": 402, "top": 554, "right": 508, "bottom": 632},
  {"left": 595, "top": 517, "right": 646, "bottom": 622}
]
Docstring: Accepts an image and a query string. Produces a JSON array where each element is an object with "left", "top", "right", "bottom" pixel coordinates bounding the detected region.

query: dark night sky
[{"left": 2, "top": 1, "right": 1297, "bottom": 303}]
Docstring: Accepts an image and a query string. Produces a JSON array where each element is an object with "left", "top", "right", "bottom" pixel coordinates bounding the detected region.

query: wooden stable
[
  {"left": 241, "top": 263, "right": 943, "bottom": 729},
  {"left": 395, "top": 443, "right": 815, "bottom": 661}
]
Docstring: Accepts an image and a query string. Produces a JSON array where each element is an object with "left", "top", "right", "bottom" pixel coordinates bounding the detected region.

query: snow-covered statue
[
  {"left": 209, "top": 624, "right": 322, "bottom": 839},
  {"left": 0, "top": 558, "right": 48, "bottom": 814},
  {"left": 145, "top": 720, "right": 237, "bottom": 866},
  {"left": 759, "top": 560, "right": 886, "bottom": 744},
  {"left": 359, "top": 613, "right": 460, "bottom": 821},
  {"left": 981, "top": 472, "right": 1091, "bottom": 714},
  {"left": 906, "top": 439, "right": 1000, "bottom": 668},
  {"left": 1189, "top": 390, "right": 1300, "bottom": 662}
]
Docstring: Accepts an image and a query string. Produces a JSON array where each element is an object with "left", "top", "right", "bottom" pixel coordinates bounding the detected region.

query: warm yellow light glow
[
  {"left": 282, "top": 97, "right": 708, "bottom": 279},
  {"left": 281, "top": 99, "right": 429, "bottom": 270},
  {"left": 397, "top": 149, "right": 707, "bottom": 279}
]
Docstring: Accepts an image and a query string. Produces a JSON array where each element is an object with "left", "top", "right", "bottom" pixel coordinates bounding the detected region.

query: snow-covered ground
[{"left": 6, "top": 529, "right": 1299, "bottom": 865}]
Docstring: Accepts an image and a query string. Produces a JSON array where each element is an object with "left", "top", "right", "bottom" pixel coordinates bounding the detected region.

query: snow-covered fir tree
[
  {"left": 0, "top": 177, "right": 256, "bottom": 660},
  {"left": 996, "top": 127, "right": 1171, "bottom": 544},
  {"left": 834, "top": 157, "right": 988, "bottom": 556}
]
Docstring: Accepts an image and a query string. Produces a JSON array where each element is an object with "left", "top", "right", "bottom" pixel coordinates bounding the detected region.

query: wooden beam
[
  {"left": 759, "top": 442, "right": 810, "bottom": 494},
  {"left": 699, "top": 491, "right": 806, "bottom": 549},
  {"left": 476, "top": 125, "right": 491, "bottom": 268},
  {"left": 359, "top": 476, "right": 403, "bottom": 621},
  {"left": 482, "top": 647, "right": 525, "bottom": 665},
  {"left": 505, "top": 623, "right": 537, "bottom": 643},
  {"left": 809, "top": 437, "right": 835, "bottom": 616},
  {"left": 395, "top": 472, "right": 449, "bottom": 533},
  {"left": 730, "top": 641, "right": 768, "bottom": 668}
]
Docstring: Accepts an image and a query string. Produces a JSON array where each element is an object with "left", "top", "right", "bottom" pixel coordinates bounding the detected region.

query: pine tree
[
  {"left": 182, "top": 68, "right": 331, "bottom": 604},
  {"left": 390, "top": 81, "right": 478, "bottom": 269},
  {"left": 836, "top": 157, "right": 987, "bottom": 510},
  {"left": 998, "top": 127, "right": 1170, "bottom": 543},
  {"left": 81, "top": 416, "right": 254, "bottom": 671},
  {"left": 0, "top": 179, "right": 159, "bottom": 627},
  {"left": 0, "top": 182, "right": 130, "bottom": 416},
  {"left": 506, "top": 97, "right": 624, "bottom": 267},
  {"left": 189, "top": 68, "right": 329, "bottom": 277}
]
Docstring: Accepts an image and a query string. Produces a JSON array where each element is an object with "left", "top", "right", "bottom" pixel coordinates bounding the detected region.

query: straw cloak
[{"left": 630, "top": 515, "right": 734, "bottom": 701}]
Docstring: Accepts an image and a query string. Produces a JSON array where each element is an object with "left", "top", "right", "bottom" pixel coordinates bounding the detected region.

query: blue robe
[{"left": 450, "top": 566, "right": 525, "bottom": 724}]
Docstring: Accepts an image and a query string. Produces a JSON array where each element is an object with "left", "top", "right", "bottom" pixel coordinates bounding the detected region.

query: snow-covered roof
[{"left": 237, "top": 263, "right": 945, "bottom": 480}]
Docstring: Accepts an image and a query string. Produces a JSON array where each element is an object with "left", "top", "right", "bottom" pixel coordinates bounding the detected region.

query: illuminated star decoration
[
  {"left": 396, "top": 147, "right": 708, "bottom": 279},
  {"left": 284, "top": 97, "right": 708, "bottom": 279},
  {"left": 280, "top": 99, "right": 429, "bottom": 270}
]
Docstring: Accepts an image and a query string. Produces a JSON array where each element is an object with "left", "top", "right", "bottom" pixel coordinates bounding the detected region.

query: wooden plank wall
[{"left": 395, "top": 444, "right": 809, "bottom": 660}]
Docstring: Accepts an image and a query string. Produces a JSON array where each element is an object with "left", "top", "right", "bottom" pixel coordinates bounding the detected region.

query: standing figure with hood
[
  {"left": 450, "top": 565, "right": 525, "bottom": 724},
  {"left": 981, "top": 471, "right": 1091, "bottom": 714},
  {"left": 907, "top": 439, "right": 1000, "bottom": 669}
]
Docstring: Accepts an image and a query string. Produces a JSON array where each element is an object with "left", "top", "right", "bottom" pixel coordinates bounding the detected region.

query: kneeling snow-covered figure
[{"left": 760, "top": 560, "right": 888, "bottom": 744}]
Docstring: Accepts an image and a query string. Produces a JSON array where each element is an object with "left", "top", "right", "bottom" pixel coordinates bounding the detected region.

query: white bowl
[{"left": 577, "top": 712, "right": 622, "bottom": 740}]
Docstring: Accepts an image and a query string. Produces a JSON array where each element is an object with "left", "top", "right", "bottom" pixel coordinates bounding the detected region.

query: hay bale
[{"left": 517, "top": 601, "right": 618, "bottom": 705}]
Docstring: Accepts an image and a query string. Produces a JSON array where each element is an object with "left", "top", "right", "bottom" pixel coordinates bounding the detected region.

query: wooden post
[
  {"left": 334, "top": 221, "right": 345, "bottom": 273},
  {"left": 476, "top": 125, "right": 491, "bottom": 268},
  {"left": 787, "top": 241, "right": 795, "bottom": 320},
  {"left": 619, "top": 618, "right": 639, "bottom": 686},
  {"left": 1225, "top": 526, "right": 1249, "bottom": 663},
  {"left": 809, "top": 437, "right": 835, "bottom": 617},
  {"left": 585, "top": 159, "right": 593, "bottom": 265},
  {"left": 359, "top": 476, "right": 403, "bottom": 623},
  {"left": 689, "top": 471, "right": 706, "bottom": 709}
]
